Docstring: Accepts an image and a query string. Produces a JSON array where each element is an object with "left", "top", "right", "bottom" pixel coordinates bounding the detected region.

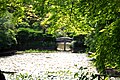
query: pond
[{"left": 0, "top": 52, "right": 98, "bottom": 80}]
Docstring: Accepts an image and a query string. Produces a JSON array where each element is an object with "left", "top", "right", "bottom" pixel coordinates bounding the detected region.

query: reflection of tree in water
[{"left": 0, "top": 70, "right": 6, "bottom": 80}]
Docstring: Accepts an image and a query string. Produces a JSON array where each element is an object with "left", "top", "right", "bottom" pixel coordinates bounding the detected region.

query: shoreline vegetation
[{"left": 16, "top": 49, "right": 72, "bottom": 54}]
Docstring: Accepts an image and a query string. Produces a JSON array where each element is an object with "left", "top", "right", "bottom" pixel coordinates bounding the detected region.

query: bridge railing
[{"left": 56, "top": 37, "right": 73, "bottom": 51}]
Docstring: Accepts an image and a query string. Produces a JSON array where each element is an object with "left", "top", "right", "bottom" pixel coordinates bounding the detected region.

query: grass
[{"left": 16, "top": 49, "right": 57, "bottom": 54}]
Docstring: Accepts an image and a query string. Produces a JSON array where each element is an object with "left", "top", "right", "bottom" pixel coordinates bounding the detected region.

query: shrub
[
  {"left": 16, "top": 28, "right": 42, "bottom": 43},
  {"left": 16, "top": 28, "right": 57, "bottom": 50},
  {"left": 43, "top": 34, "right": 56, "bottom": 42},
  {"left": 17, "top": 22, "right": 30, "bottom": 28},
  {"left": 0, "top": 12, "right": 17, "bottom": 52},
  {"left": 72, "top": 34, "right": 87, "bottom": 53},
  {"left": 0, "top": 29, "right": 17, "bottom": 51}
]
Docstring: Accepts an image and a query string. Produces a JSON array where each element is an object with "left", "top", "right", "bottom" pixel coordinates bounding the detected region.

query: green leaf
[{"left": 74, "top": 73, "right": 79, "bottom": 78}]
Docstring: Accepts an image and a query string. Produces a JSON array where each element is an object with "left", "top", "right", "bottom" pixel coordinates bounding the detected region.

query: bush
[
  {"left": 16, "top": 28, "right": 57, "bottom": 50},
  {"left": 16, "top": 28, "right": 43, "bottom": 43},
  {"left": 0, "top": 29, "right": 17, "bottom": 51},
  {"left": 43, "top": 34, "right": 56, "bottom": 42},
  {"left": 0, "top": 12, "right": 17, "bottom": 52},
  {"left": 71, "top": 34, "right": 87, "bottom": 53},
  {"left": 17, "top": 22, "right": 30, "bottom": 28}
]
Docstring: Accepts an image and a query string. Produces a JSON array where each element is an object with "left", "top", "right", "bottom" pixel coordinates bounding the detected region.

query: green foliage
[
  {"left": 16, "top": 28, "right": 56, "bottom": 50},
  {"left": 8, "top": 67, "right": 97, "bottom": 80},
  {"left": 0, "top": 29, "right": 17, "bottom": 50},
  {"left": 43, "top": 34, "right": 56, "bottom": 42},
  {"left": 17, "top": 28, "right": 43, "bottom": 42},
  {"left": 73, "top": 34, "right": 86, "bottom": 42},
  {"left": 1, "top": 0, "right": 93, "bottom": 37},
  {"left": 17, "top": 22, "right": 30, "bottom": 28},
  {"left": 32, "top": 22, "right": 42, "bottom": 30},
  {"left": 8, "top": 70, "right": 72, "bottom": 80},
  {"left": 9, "top": 73, "right": 36, "bottom": 80},
  {"left": 0, "top": 11, "right": 17, "bottom": 51},
  {"left": 94, "top": 19, "right": 120, "bottom": 73},
  {"left": 17, "top": 28, "right": 55, "bottom": 42},
  {"left": 1, "top": 0, "right": 120, "bottom": 74},
  {"left": 74, "top": 66, "right": 97, "bottom": 80},
  {"left": 24, "top": 49, "right": 57, "bottom": 53},
  {"left": 83, "top": 0, "right": 120, "bottom": 73},
  {"left": 71, "top": 34, "right": 87, "bottom": 53}
]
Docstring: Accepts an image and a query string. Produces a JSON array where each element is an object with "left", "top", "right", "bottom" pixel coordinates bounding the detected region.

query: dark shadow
[
  {"left": 0, "top": 70, "right": 6, "bottom": 80},
  {"left": 0, "top": 50, "right": 17, "bottom": 57},
  {"left": 71, "top": 46, "right": 87, "bottom": 53}
]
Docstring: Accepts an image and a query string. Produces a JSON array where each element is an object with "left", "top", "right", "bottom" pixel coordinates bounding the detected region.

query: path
[{"left": 0, "top": 52, "right": 97, "bottom": 79}]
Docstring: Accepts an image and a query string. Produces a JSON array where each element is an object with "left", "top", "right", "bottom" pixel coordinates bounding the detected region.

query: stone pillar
[{"left": 64, "top": 40, "right": 66, "bottom": 51}]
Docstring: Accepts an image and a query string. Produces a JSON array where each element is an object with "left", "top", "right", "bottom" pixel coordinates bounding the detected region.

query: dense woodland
[{"left": 0, "top": 0, "right": 120, "bottom": 74}]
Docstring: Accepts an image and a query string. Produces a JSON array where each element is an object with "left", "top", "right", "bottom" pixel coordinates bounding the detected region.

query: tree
[
  {"left": 82, "top": 0, "right": 120, "bottom": 73},
  {"left": 0, "top": 11, "right": 17, "bottom": 51}
]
